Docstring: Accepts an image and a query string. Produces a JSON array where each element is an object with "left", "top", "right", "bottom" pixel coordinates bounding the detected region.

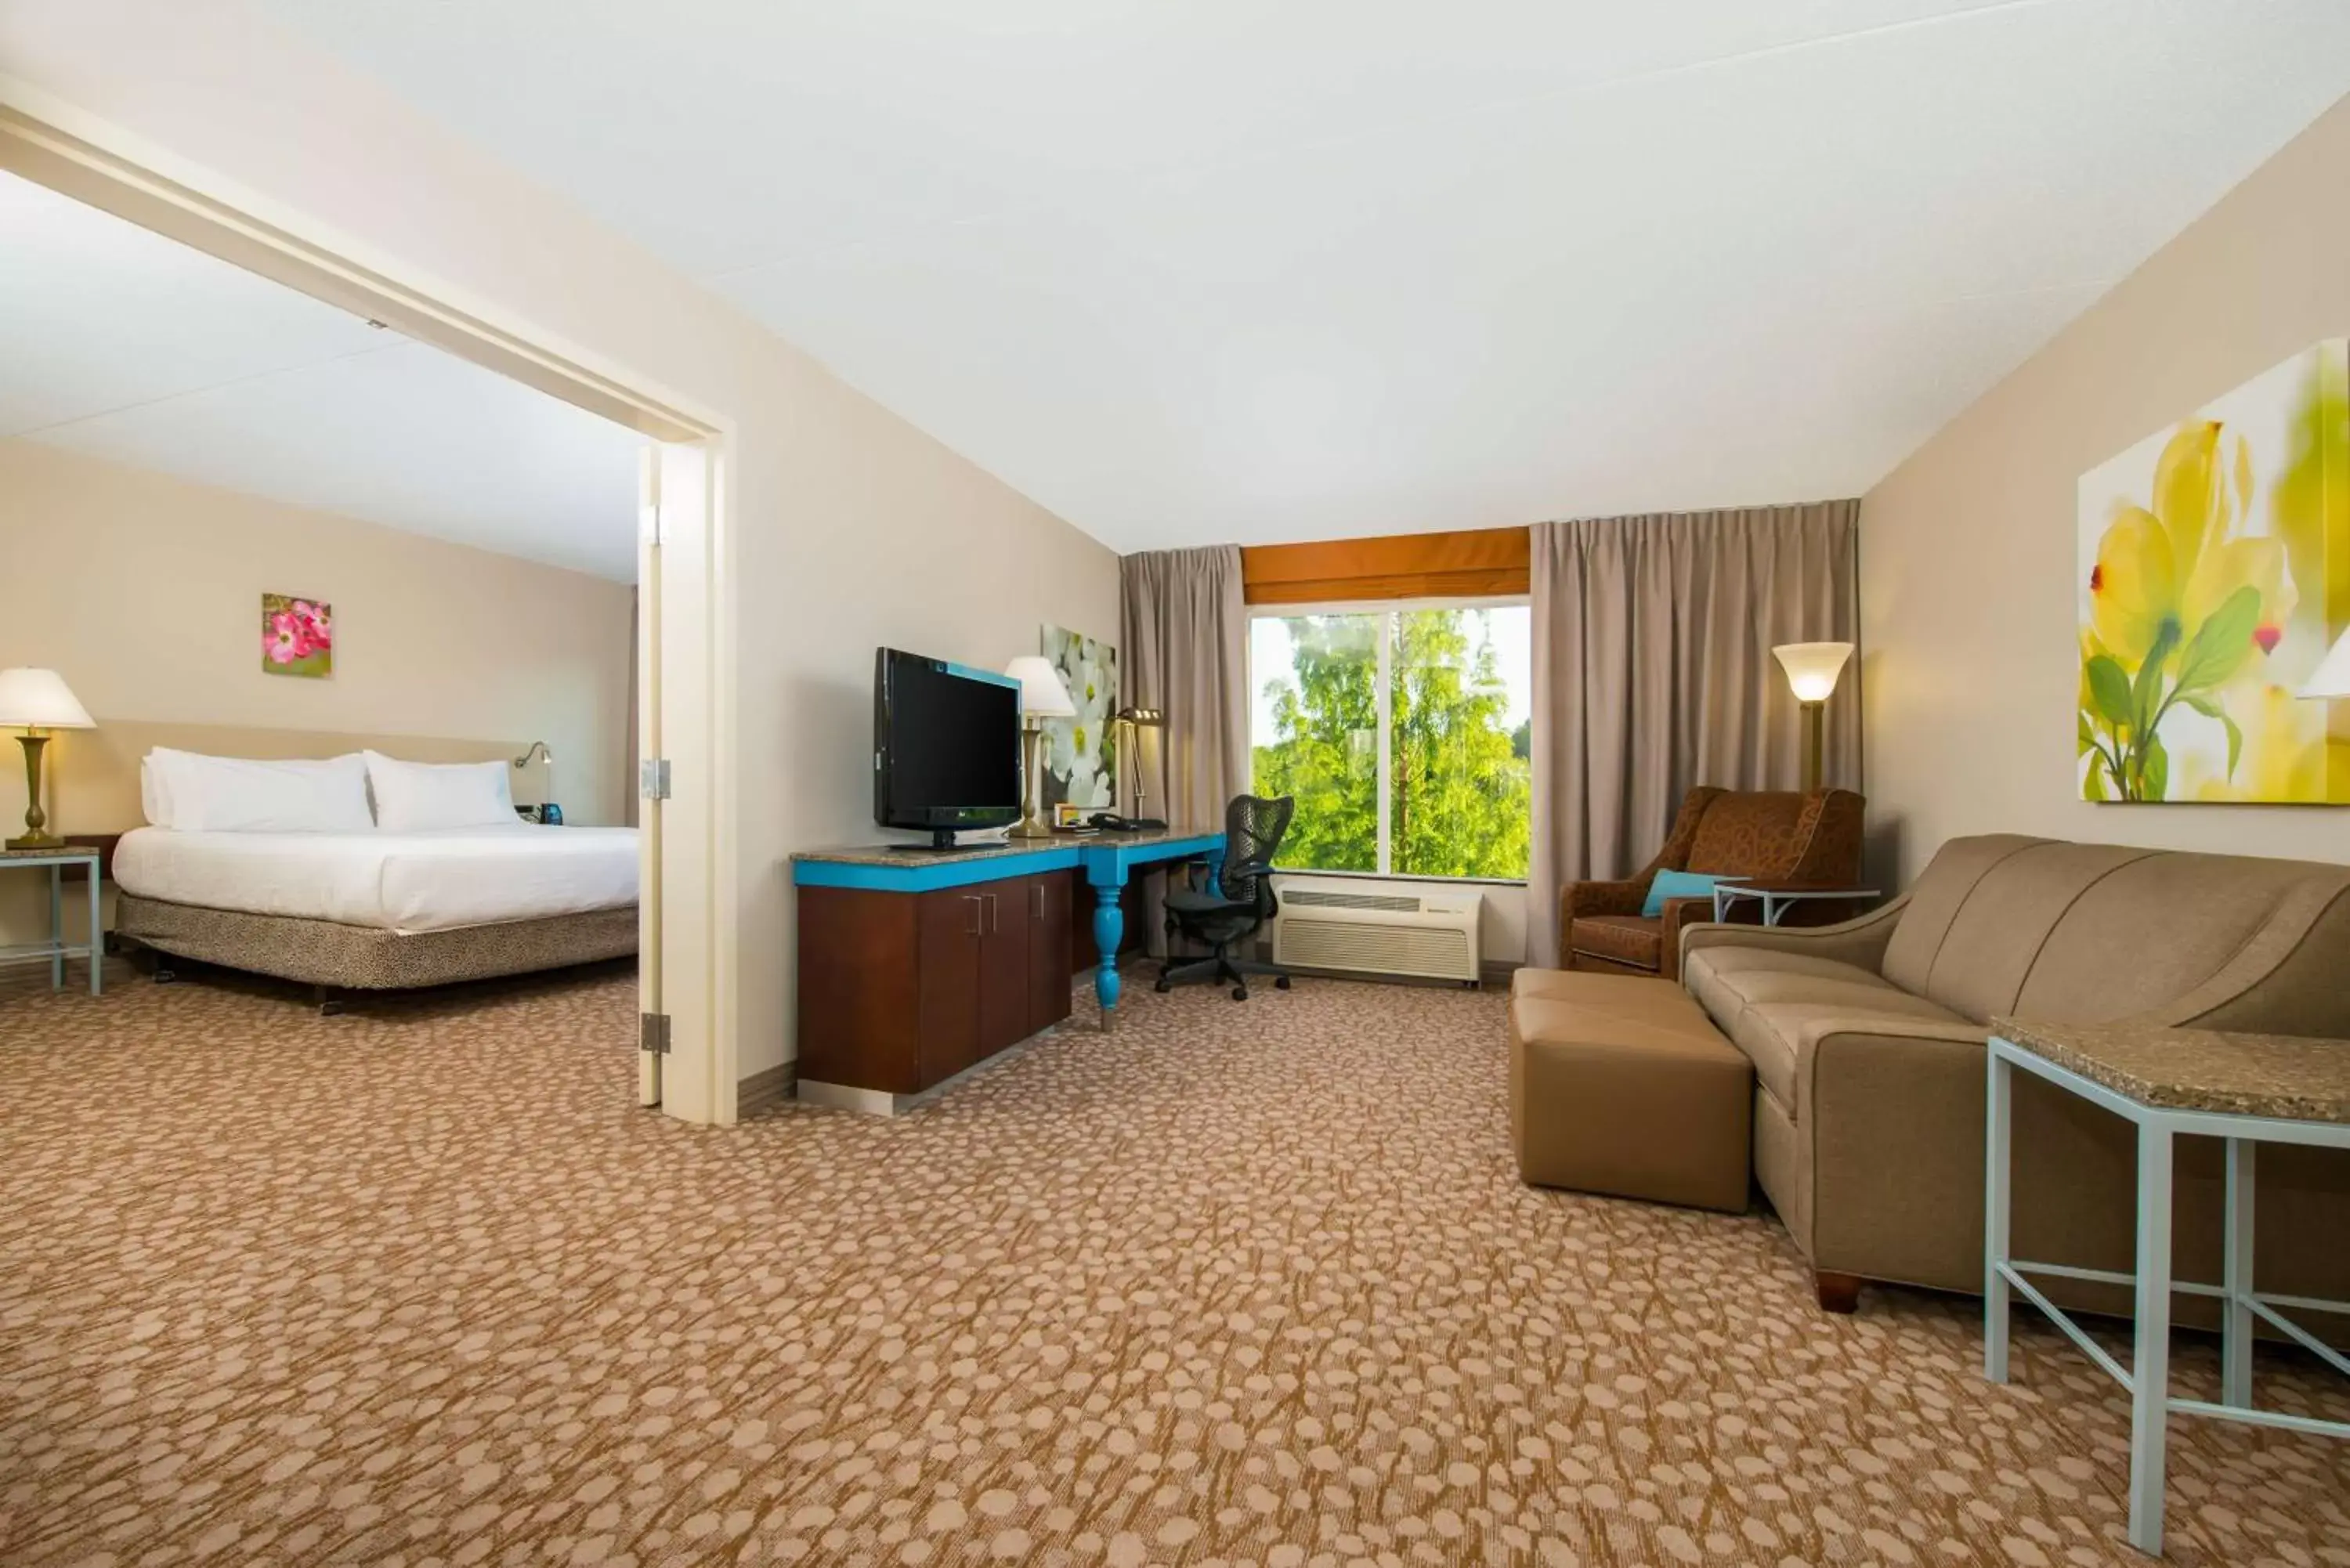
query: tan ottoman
[{"left": 1508, "top": 967, "right": 1754, "bottom": 1212}]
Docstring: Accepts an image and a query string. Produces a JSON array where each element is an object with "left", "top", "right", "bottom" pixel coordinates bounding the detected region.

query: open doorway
[{"left": 0, "top": 138, "right": 728, "bottom": 1122}]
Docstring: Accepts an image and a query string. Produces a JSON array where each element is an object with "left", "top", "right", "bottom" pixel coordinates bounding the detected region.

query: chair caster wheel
[
  {"left": 1274, "top": 975, "right": 1291, "bottom": 990},
  {"left": 1231, "top": 986, "right": 1249, "bottom": 1001},
  {"left": 1154, "top": 978, "right": 1171, "bottom": 993}
]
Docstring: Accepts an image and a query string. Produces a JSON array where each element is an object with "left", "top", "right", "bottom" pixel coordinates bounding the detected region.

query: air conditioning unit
[{"left": 1271, "top": 876, "right": 1483, "bottom": 984}]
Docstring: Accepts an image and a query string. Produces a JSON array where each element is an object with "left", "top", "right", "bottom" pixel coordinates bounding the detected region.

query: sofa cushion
[
  {"left": 1877, "top": 835, "right": 2350, "bottom": 1027},
  {"left": 1682, "top": 945, "right": 1895, "bottom": 1024},
  {"left": 1568, "top": 914, "right": 1661, "bottom": 972},
  {"left": 1878, "top": 834, "right": 2051, "bottom": 1002},
  {"left": 1726, "top": 995, "right": 1974, "bottom": 1115},
  {"left": 2015, "top": 851, "right": 2350, "bottom": 1023},
  {"left": 1685, "top": 945, "right": 1972, "bottom": 1116}
]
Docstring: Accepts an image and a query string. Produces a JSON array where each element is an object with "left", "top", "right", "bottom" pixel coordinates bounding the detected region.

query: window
[{"left": 1249, "top": 602, "right": 1532, "bottom": 880}]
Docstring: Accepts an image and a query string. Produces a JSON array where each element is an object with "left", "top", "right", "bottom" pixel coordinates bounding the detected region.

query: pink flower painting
[{"left": 260, "top": 592, "right": 334, "bottom": 678}]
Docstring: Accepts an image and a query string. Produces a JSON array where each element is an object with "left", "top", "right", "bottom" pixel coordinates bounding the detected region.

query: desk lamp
[
  {"left": 1112, "top": 706, "right": 1165, "bottom": 827},
  {"left": 1003, "top": 656, "right": 1076, "bottom": 839}
]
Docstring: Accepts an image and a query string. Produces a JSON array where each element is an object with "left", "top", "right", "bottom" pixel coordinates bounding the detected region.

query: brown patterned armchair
[{"left": 1560, "top": 786, "right": 1865, "bottom": 981}]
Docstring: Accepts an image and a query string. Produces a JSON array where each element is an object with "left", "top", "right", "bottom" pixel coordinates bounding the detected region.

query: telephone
[{"left": 1088, "top": 811, "right": 1167, "bottom": 833}]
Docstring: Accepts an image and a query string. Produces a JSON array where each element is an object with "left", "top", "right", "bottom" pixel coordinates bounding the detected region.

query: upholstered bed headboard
[{"left": 23, "top": 720, "right": 554, "bottom": 835}]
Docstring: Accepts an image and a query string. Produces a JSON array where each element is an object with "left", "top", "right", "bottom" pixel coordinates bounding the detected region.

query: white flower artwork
[{"left": 1041, "top": 624, "right": 1117, "bottom": 810}]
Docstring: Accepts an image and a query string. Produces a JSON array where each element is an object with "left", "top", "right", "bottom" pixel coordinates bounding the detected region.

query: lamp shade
[
  {"left": 1002, "top": 656, "right": 1076, "bottom": 718},
  {"left": 2301, "top": 629, "right": 2350, "bottom": 699},
  {"left": 1772, "top": 642, "right": 1854, "bottom": 704},
  {"left": 0, "top": 668, "right": 94, "bottom": 729}
]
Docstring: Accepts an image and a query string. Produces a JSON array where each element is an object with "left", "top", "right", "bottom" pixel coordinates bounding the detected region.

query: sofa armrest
[
  {"left": 1655, "top": 896, "right": 1720, "bottom": 982},
  {"left": 1681, "top": 894, "right": 1909, "bottom": 976},
  {"left": 1780, "top": 1012, "right": 1990, "bottom": 1286},
  {"left": 1563, "top": 878, "right": 1647, "bottom": 920}
]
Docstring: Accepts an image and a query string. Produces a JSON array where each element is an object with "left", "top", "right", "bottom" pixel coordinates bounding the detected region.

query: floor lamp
[
  {"left": 1003, "top": 656, "right": 1076, "bottom": 839},
  {"left": 1772, "top": 642, "right": 1853, "bottom": 793}
]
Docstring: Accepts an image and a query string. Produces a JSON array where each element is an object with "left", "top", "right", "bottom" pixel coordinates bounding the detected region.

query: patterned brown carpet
[{"left": 2, "top": 966, "right": 2345, "bottom": 1568}]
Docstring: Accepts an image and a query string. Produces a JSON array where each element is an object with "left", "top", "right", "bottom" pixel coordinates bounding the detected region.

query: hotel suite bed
[{"left": 114, "top": 823, "right": 639, "bottom": 992}]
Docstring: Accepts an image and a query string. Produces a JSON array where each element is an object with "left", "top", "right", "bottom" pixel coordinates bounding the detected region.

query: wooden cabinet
[
  {"left": 914, "top": 887, "right": 985, "bottom": 1083},
  {"left": 799, "top": 869, "right": 1076, "bottom": 1099},
  {"left": 1029, "top": 870, "right": 1074, "bottom": 1030}
]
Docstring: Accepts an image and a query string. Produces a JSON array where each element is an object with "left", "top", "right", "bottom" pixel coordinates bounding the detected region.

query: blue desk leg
[
  {"left": 1090, "top": 872, "right": 1125, "bottom": 1028},
  {"left": 49, "top": 865, "right": 63, "bottom": 992}
]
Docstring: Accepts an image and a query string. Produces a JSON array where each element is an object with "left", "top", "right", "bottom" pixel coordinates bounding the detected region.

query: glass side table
[
  {"left": 1983, "top": 1016, "right": 2350, "bottom": 1557},
  {"left": 1, "top": 844, "right": 103, "bottom": 995}
]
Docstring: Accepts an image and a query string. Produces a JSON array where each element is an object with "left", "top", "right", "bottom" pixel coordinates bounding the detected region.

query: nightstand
[{"left": 2, "top": 844, "right": 103, "bottom": 995}]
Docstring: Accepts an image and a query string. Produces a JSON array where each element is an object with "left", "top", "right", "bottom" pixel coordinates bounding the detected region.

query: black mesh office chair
[{"left": 1155, "top": 793, "right": 1296, "bottom": 1002}]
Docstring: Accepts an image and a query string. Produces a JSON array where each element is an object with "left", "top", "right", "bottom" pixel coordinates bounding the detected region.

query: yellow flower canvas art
[{"left": 2077, "top": 341, "right": 2348, "bottom": 803}]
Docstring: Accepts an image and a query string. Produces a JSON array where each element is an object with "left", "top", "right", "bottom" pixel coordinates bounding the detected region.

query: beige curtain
[
  {"left": 1526, "top": 500, "right": 1861, "bottom": 967},
  {"left": 1120, "top": 545, "right": 1249, "bottom": 954}
]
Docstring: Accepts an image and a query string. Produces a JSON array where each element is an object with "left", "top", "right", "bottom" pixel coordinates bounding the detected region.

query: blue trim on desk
[
  {"left": 791, "top": 834, "right": 1225, "bottom": 894},
  {"left": 794, "top": 848, "right": 1080, "bottom": 894}
]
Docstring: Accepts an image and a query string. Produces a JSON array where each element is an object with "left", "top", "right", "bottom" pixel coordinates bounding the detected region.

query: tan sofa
[{"left": 1682, "top": 834, "right": 2350, "bottom": 1314}]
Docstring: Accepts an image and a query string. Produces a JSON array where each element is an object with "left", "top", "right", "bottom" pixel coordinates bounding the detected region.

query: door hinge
[
  {"left": 639, "top": 758, "right": 672, "bottom": 800},
  {"left": 639, "top": 1011, "right": 672, "bottom": 1056}
]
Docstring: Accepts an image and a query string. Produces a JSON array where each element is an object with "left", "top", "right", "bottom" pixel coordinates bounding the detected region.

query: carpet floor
[{"left": 2, "top": 966, "right": 2345, "bottom": 1568}]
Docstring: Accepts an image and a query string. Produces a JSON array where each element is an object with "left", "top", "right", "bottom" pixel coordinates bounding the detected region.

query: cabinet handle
[
  {"left": 965, "top": 894, "right": 982, "bottom": 937},
  {"left": 988, "top": 892, "right": 1000, "bottom": 934},
  {"left": 1032, "top": 882, "right": 1043, "bottom": 921}
]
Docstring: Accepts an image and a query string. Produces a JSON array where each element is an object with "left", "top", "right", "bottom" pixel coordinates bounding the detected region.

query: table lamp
[
  {"left": 1003, "top": 656, "right": 1076, "bottom": 840},
  {"left": 1771, "top": 642, "right": 1853, "bottom": 793},
  {"left": 0, "top": 667, "right": 96, "bottom": 850},
  {"left": 1112, "top": 705, "right": 1164, "bottom": 825}
]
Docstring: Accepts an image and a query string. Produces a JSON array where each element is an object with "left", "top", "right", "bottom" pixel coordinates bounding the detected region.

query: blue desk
[{"left": 793, "top": 828, "right": 1224, "bottom": 1025}]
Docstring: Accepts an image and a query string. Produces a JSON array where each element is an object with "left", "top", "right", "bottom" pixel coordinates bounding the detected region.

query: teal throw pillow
[{"left": 1642, "top": 870, "right": 1719, "bottom": 919}]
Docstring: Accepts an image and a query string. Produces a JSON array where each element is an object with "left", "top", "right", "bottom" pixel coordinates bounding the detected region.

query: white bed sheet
[{"left": 114, "top": 824, "right": 639, "bottom": 934}]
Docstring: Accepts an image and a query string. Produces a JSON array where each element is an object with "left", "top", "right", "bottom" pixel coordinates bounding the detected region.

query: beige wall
[
  {"left": 0, "top": 2, "right": 1119, "bottom": 1081},
  {"left": 1860, "top": 93, "right": 2350, "bottom": 887}
]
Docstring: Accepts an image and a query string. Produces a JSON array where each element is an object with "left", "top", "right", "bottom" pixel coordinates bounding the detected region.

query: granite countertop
[
  {"left": 794, "top": 826, "right": 1220, "bottom": 868},
  {"left": 1993, "top": 1015, "right": 2350, "bottom": 1124},
  {"left": 0, "top": 843, "right": 100, "bottom": 861}
]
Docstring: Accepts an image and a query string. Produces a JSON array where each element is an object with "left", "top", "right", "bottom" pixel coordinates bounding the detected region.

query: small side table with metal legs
[
  {"left": 1983, "top": 1016, "right": 2350, "bottom": 1557},
  {"left": 1, "top": 844, "right": 103, "bottom": 995}
]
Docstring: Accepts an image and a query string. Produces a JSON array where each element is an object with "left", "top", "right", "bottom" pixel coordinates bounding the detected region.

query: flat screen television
[{"left": 873, "top": 647, "right": 1023, "bottom": 849}]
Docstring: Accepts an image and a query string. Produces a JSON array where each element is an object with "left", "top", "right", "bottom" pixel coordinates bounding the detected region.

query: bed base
[{"left": 118, "top": 894, "right": 637, "bottom": 1006}]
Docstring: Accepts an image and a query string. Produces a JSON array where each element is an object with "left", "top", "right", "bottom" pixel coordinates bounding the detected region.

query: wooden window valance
[{"left": 1239, "top": 526, "right": 1530, "bottom": 605}]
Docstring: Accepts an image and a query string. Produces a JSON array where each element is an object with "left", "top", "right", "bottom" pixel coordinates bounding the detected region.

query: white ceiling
[
  {"left": 255, "top": 2, "right": 2350, "bottom": 554},
  {"left": 0, "top": 172, "right": 649, "bottom": 580}
]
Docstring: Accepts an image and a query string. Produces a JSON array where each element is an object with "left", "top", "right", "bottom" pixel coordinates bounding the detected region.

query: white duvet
[{"left": 114, "top": 823, "right": 639, "bottom": 934}]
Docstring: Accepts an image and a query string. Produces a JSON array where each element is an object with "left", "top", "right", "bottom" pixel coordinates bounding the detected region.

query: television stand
[{"left": 897, "top": 829, "right": 964, "bottom": 852}]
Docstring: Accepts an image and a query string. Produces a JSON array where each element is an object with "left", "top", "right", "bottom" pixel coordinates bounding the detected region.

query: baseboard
[{"left": 736, "top": 1061, "right": 797, "bottom": 1118}]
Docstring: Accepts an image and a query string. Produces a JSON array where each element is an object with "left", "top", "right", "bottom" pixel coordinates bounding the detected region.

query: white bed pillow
[
  {"left": 143, "top": 748, "right": 374, "bottom": 833},
  {"left": 363, "top": 751, "right": 516, "bottom": 832},
  {"left": 139, "top": 757, "right": 172, "bottom": 828}
]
